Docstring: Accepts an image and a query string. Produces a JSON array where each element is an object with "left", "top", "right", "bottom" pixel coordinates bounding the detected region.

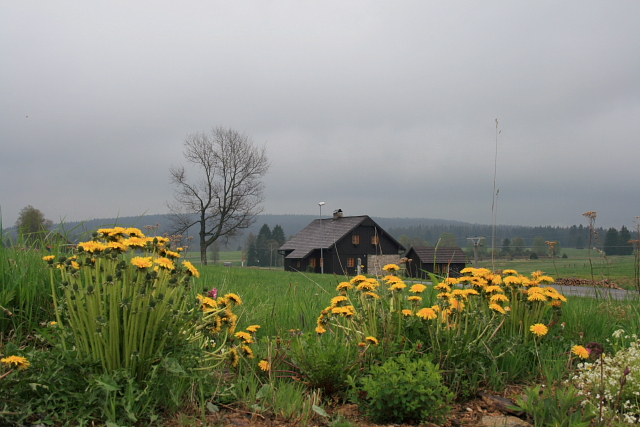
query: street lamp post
[{"left": 319, "top": 202, "right": 325, "bottom": 274}]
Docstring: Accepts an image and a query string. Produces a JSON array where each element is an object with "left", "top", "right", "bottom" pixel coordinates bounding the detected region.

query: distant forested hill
[{"left": 3, "top": 212, "right": 605, "bottom": 252}]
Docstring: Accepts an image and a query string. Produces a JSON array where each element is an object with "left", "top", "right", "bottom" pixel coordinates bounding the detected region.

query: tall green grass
[
  {"left": 0, "top": 236, "right": 56, "bottom": 340},
  {"left": 194, "top": 266, "right": 342, "bottom": 336}
]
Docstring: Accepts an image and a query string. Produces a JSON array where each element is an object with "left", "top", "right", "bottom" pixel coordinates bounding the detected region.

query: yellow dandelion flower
[
  {"left": 131, "top": 256, "right": 153, "bottom": 269},
  {"left": 350, "top": 275, "right": 367, "bottom": 284},
  {"left": 503, "top": 269, "right": 518, "bottom": 275},
  {"left": 71, "top": 261, "right": 80, "bottom": 269},
  {"left": 460, "top": 267, "right": 476, "bottom": 274},
  {"left": 356, "top": 282, "right": 376, "bottom": 291},
  {"left": 1, "top": 355, "right": 30, "bottom": 371},
  {"left": 315, "top": 325, "right": 326, "bottom": 334},
  {"left": 530, "top": 323, "right": 548, "bottom": 337},
  {"left": 154, "top": 257, "right": 175, "bottom": 270},
  {"left": 258, "top": 360, "right": 270, "bottom": 371},
  {"left": 78, "top": 241, "right": 107, "bottom": 253},
  {"left": 490, "top": 294, "right": 509, "bottom": 303},
  {"left": 411, "top": 283, "right": 428, "bottom": 293},
  {"left": 444, "top": 277, "right": 459, "bottom": 285},
  {"left": 463, "top": 289, "right": 480, "bottom": 296},
  {"left": 382, "top": 264, "right": 400, "bottom": 272},
  {"left": 402, "top": 309, "right": 413, "bottom": 316},
  {"left": 457, "top": 276, "right": 474, "bottom": 283},
  {"left": 489, "top": 303, "right": 506, "bottom": 314},
  {"left": 123, "top": 236, "right": 149, "bottom": 249},
  {"left": 42, "top": 255, "right": 55, "bottom": 262},
  {"left": 331, "top": 295, "right": 348, "bottom": 307},
  {"left": 527, "top": 287, "right": 545, "bottom": 294},
  {"left": 124, "top": 227, "right": 144, "bottom": 237},
  {"left": 528, "top": 293, "right": 548, "bottom": 302},
  {"left": 487, "top": 274, "right": 503, "bottom": 285},
  {"left": 384, "top": 275, "right": 402, "bottom": 283},
  {"left": 388, "top": 282, "right": 407, "bottom": 291},
  {"left": 246, "top": 325, "right": 261, "bottom": 333},
  {"left": 241, "top": 345, "right": 254, "bottom": 359},
  {"left": 336, "top": 282, "right": 353, "bottom": 291},
  {"left": 484, "top": 285, "right": 504, "bottom": 293},
  {"left": 572, "top": 345, "right": 590, "bottom": 359},
  {"left": 363, "top": 291, "right": 380, "bottom": 299},
  {"left": 538, "top": 276, "right": 555, "bottom": 284},
  {"left": 228, "top": 348, "right": 240, "bottom": 367},
  {"left": 503, "top": 276, "right": 519, "bottom": 286},
  {"left": 531, "top": 270, "right": 544, "bottom": 279},
  {"left": 436, "top": 292, "right": 452, "bottom": 300},
  {"left": 471, "top": 277, "right": 488, "bottom": 287},
  {"left": 235, "top": 331, "right": 253, "bottom": 344},
  {"left": 407, "top": 295, "right": 422, "bottom": 303},
  {"left": 550, "top": 300, "right": 563, "bottom": 307},
  {"left": 416, "top": 307, "right": 438, "bottom": 320},
  {"left": 473, "top": 268, "right": 491, "bottom": 277},
  {"left": 163, "top": 250, "right": 181, "bottom": 259},
  {"left": 182, "top": 261, "right": 200, "bottom": 278},
  {"left": 107, "top": 241, "right": 128, "bottom": 252},
  {"left": 224, "top": 293, "right": 243, "bottom": 305},
  {"left": 449, "top": 298, "right": 465, "bottom": 311},
  {"left": 435, "top": 283, "right": 453, "bottom": 292},
  {"left": 365, "top": 336, "right": 379, "bottom": 345}
]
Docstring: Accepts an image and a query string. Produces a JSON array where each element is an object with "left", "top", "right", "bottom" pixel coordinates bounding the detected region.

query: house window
[
  {"left": 371, "top": 236, "right": 379, "bottom": 245},
  {"left": 297, "top": 261, "right": 301, "bottom": 268},
  {"left": 352, "top": 235, "right": 360, "bottom": 245},
  {"left": 347, "top": 258, "right": 355, "bottom": 267},
  {"left": 309, "top": 258, "right": 316, "bottom": 267}
]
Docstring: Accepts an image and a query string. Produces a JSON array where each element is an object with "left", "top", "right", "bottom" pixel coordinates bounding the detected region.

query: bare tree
[{"left": 168, "top": 127, "right": 269, "bottom": 264}]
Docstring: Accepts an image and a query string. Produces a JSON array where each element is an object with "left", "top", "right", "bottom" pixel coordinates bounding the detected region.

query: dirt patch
[{"left": 162, "top": 386, "right": 528, "bottom": 427}]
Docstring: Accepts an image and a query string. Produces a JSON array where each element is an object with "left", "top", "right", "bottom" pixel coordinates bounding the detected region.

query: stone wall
[{"left": 367, "top": 254, "right": 403, "bottom": 277}]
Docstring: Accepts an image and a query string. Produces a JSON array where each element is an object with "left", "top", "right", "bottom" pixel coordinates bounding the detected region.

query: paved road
[
  {"left": 550, "top": 285, "right": 639, "bottom": 301},
  {"left": 411, "top": 280, "right": 638, "bottom": 301}
]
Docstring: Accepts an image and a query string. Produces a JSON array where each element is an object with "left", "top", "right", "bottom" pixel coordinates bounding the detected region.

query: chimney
[{"left": 333, "top": 209, "right": 343, "bottom": 220}]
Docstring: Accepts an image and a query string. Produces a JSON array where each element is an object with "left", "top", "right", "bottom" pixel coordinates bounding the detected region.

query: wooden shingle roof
[
  {"left": 409, "top": 246, "right": 467, "bottom": 264},
  {"left": 278, "top": 215, "right": 375, "bottom": 259}
]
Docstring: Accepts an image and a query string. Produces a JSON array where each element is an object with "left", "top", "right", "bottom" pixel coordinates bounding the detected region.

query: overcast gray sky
[{"left": 2, "top": 1, "right": 639, "bottom": 231}]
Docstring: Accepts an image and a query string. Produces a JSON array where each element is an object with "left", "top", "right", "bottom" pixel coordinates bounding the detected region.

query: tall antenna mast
[{"left": 491, "top": 119, "right": 500, "bottom": 271}]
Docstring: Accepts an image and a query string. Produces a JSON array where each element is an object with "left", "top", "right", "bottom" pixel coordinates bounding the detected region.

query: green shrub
[
  {"left": 352, "top": 353, "right": 453, "bottom": 424},
  {"left": 289, "top": 333, "right": 360, "bottom": 396},
  {"left": 510, "top": 383, "right": 596, "bottom": 427}
]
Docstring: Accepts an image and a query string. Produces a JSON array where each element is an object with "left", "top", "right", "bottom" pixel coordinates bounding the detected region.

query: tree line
[{"left": 244, "top": 224, "right": 286, "bottom": 267}]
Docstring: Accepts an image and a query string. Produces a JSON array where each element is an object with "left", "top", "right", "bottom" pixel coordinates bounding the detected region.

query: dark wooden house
[
  {"left": 278, "top": 213, "right": 405, "bottom": 275},
  {"left": 405, "top": 246, "right": 468, "bottom": 279}
]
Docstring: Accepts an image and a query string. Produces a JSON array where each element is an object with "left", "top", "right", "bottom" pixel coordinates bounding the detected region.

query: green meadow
[{"left": 1, "top": 236, "right": 640, "bottom": 426}]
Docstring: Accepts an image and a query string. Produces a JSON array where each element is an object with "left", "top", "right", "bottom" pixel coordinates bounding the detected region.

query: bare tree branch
[{"left": 167, "top": 127, "right": 269, "bottom": 264}]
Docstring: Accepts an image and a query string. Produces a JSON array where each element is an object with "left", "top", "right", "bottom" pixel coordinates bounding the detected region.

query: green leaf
[
  {"left": 206, "top": 402, "right": 220, "bottom": 413},
  {"left": 312, "top": 404, "right": 329, "bottom": 417},
  {"left": 256, "top": 384, "right": 271, "bottom": 400},
  {"left": 95, "top": 375, "right": 120, "bottom": 392}
]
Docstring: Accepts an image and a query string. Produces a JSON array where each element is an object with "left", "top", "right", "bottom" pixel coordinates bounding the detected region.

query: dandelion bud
[
  {"left": 92, "top": 232, "right": 99, "bottom": 238},
  {"left": 86, "top": 285, "right": 95, "bottom": 295},
  {"left": 59, "top": 256, "right": 67, "bottom": 263}
]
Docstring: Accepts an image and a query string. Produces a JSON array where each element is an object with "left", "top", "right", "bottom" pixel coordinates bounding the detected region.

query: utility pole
[
  {"left": 318, "top": 202, "right": 325, "bottom": 274},
  {"left": 467, "top": 236, "right": 485, "bottom": 268}
]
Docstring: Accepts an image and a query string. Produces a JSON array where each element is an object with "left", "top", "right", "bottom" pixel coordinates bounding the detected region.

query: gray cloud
[{"left": 1, "top": 1, "right": 639, "bottom": 231}]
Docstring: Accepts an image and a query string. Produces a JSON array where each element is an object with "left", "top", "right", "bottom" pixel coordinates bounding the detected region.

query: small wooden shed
[{"left": 405, "top": 246, "right": 468, "bottom": 279}]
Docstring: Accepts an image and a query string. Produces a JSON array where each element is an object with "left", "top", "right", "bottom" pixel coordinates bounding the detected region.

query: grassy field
[
  {"left": 3, "top": 239, "right": 640, "bottom": 425},
  {"left": 478, "top": 249, "right": 638, "bottom": 289},
  {"left": 192, "top": 248, "right": 640, "bottom": 289}
]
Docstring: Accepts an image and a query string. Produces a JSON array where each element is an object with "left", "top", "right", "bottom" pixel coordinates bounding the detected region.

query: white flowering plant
[{"left": 569, "top": 332, "right": 640, "bottom": 424}]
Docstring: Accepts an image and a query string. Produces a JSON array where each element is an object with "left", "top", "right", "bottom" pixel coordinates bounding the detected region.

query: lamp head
[{"left": 318, "top": 202, "right": 325, "bottom": 206}]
